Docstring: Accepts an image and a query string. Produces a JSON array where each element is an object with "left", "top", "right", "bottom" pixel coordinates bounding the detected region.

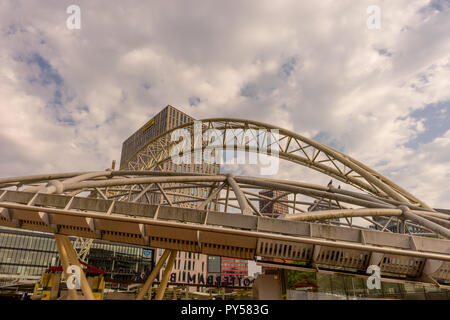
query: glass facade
[
  {"left": 0, "top": 227, "right": 154, "bottom": 282},
  {"left": 371, "top": 217, "right": 427, "bottom": 234},
  {"left": 85, "top": 243, "right": 154, "bottom": 282},
  {"left": 0, "top": 228, "right": 58, "bottom": 278},
  {"left": 286, "top": 271, "right": 450, "bottom": 300}
]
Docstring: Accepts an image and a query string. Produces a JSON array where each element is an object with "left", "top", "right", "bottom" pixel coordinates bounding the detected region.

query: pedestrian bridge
[
  {"left": 0, "top": 117, "right": 449, "bottom": 299},
  {"left": 1, "top": 185, "right": 449, "bottom": 286}
]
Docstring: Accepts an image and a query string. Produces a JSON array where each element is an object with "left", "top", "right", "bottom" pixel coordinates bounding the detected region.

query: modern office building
[
  {"left": 120, "top": 104, "right": 220, "bottom": 177},
  {"left": 120, "top": 105, "right": 221, "bottom": 209},
  {"left": 0, "top": 226, "right": 155, "bottom": 285},
  {"left": 120, "top": 106, "right": 187, "bottom": 167},
  {"left": 119, "top": 105, "right": 222, "bottom": 290}
]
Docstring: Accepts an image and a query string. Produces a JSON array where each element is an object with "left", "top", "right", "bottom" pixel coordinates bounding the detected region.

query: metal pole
[
  {"left": 293, "top": 193, "right": 296, "bottom": 214},
  {"left": 401, "top": 208, "right": 450, "bottom": 239},
  {"left": 54, "top": 235, "right": 78, "bottom": 300},
  {"left": 155, "top": 250, "right": 177, "bottom": 300},
  {"left": 224, "top": 185, "right": 230, "bottom": 212},
  {"left": 415, "top": 213, "right": 450, "bottom": 229},
  {"left": 226, "top": 174, "right": 253, "bottom": 215},
  {"left": 136, "top": 249, "right": 171, "bottom": 300},
  {"left": 59, "top": 235, "right": 95, "bottom": 300},
  {"left": 197, "top": 182, "right": 226, "bottom": 210},
  {"left": 285, "top": 208, "right": 403, "bottom": 222},
  {"left": 156, "top": 183, "right": 173, "bottom": 206}
]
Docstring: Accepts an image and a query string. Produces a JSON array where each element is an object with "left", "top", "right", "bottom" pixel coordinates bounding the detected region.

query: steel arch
[{"left": 121, "top": 118, "right": 430, "bottom": 209}]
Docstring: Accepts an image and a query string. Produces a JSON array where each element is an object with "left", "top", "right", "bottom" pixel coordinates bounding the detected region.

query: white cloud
[{"left": 0, "top": 0, "right": 449, "bottom": 208}]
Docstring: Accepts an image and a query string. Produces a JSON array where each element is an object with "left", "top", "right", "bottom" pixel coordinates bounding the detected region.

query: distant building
[
  {"left": 258, "top": 190, "right": 289, "bottom": 218},
  {"left": 0, "top": 226, "right": 155, "bottom": 285},
  {"left": 207, "top": 256, "right": 249, "bottom": 285},
  {"left": 372, "top": 208, "right": 450, "bottom": 234},
  {"left": 120, "top": 105, "right": 220, "bottom": 178},
  {"left": 120, "top": 105, "right": 220, "bottom": 209}
]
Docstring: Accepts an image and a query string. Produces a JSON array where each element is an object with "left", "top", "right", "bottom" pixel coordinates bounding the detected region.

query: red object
[
  {"left": 47, "top": 260, "right": 106, "bottom": 275},
  {"left": 293, "top": 279, "right": 318, "bottom": 288}
]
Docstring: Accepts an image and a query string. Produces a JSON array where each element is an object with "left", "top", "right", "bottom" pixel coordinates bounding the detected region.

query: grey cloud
[{"left": 1, "top": 0, "right": 450, "bottom": 207}]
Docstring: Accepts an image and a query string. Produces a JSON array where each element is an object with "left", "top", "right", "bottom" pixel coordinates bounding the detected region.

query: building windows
[{"left": 207, "top": 256, "right": 221, "bottom": 273}]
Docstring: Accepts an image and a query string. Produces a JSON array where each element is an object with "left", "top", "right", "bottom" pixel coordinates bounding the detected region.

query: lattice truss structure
[
  {"left": 123, "top": 118, "right": 431, "bottom": 209},
  {"left": 0, "top": 118, "right": 449, "bottom": 287}
]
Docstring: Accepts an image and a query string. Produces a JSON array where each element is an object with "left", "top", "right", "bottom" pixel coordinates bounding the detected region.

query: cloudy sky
[{"left": 0, "top": 0, "right": 449, "bottom": 208}]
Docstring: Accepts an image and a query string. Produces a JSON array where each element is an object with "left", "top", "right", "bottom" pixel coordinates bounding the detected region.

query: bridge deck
[{"left": 0, "top": 190, "right": 449, "bottom": 285}]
